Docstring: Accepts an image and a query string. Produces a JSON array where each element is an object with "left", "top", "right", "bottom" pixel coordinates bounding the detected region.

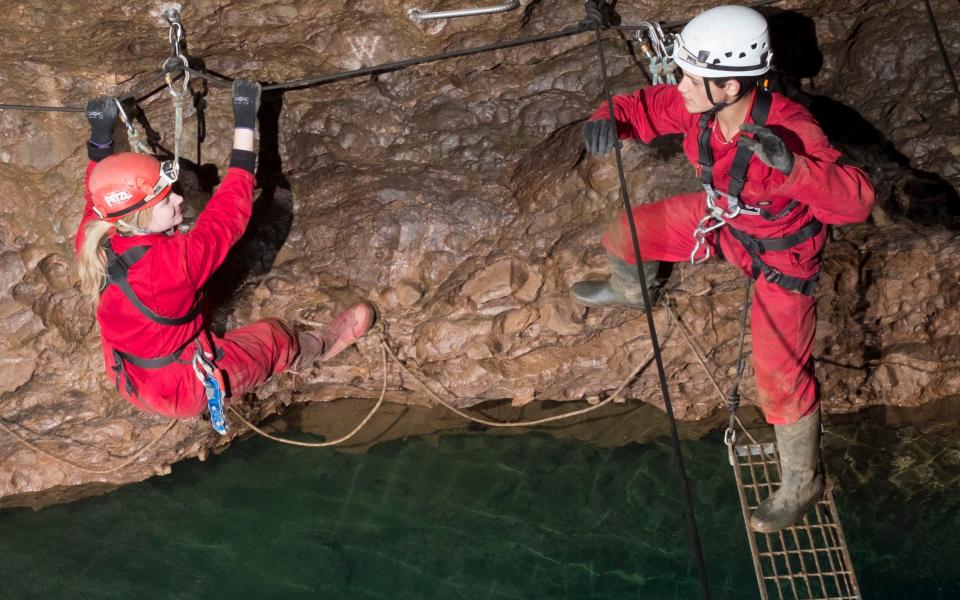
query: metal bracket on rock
[{"left": 409, "top": 0, "right": 519, "bottom": 22}]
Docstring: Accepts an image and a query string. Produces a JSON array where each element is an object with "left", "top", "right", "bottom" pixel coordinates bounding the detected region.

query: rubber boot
[
  {"left": 750, "top": 408, "right": 825, "bottom": 533},
  {"left": 569, "top": 255, "right": 660, "bottom": 309},
  {"left": 296, "top": 302, "right": 375, "bottom": 367}
]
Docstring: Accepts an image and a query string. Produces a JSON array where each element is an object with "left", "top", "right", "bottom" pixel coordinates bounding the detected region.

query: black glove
[
  {"left": 85, "top": 96, "right": 118, "bottom": 146},
  {"left": 583, "top": 119, "right": 617, "bottom": 155},
  {"left": 579, "top": 1, "right": 605, "bottom": 30},
  {"left": 232, "top": 79, "right": 262, "bottom": 130},
  {"left": 739, "top": 123, "right": 795, "bottom": 175}
]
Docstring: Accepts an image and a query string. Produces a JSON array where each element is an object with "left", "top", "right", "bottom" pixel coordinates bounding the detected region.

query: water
[{"left": 0, "top": 400, "right": 957, "bottom": 599}]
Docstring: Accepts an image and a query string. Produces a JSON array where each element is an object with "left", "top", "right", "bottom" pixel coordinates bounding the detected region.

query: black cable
[
  {"left": 0, "top": 70, "right": 169, "bottom": 113},
  {"left": 185, "top": 66, "right": 232, "bottom": 88},
  {"left": 119, "top": 70, "right": 169, "bottom": 102},
  {"left": 922, "top": 0, "right": 960, "bottom": 107},
  {"left": 0, "top": 103, "right": 84, "bottom": 113},
  {"left": 591, "top": 26, "right": 712, "bottom": 600},
  {"left": 260, "top": 23, "right": 589, "bottom": 91}
]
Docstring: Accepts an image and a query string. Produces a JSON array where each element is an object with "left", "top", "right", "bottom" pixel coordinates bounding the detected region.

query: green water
[{"left": 0, "top": 404, "right": 958, "bottom": 599}]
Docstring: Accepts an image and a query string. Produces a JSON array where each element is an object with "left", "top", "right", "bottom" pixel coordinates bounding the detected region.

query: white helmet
[{"left": 671, "top": 5, "right": 773, "bottom": 78}]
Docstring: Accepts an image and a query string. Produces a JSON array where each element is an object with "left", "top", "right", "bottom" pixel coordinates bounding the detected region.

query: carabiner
[{"left": 163, "top": 55, "right": 191, "bottom": 98}]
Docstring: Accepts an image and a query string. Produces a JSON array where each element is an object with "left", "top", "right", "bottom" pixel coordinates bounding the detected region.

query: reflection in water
[{"left": 0, "top": 398, "right": 957, "bottom": 599}]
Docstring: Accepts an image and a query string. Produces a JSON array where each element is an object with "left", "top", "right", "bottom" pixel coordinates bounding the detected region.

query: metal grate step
[{"left": 730, "top": 443, "right": 862, "bottom": 600}]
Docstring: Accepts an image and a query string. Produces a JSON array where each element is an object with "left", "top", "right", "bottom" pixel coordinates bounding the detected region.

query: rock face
[{"left": 0, "top": 0, "right": 958, "bottom": 507}]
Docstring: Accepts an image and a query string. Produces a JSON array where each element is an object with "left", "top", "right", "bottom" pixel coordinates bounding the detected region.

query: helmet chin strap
[{"left": 703, "top": 80, "right": 729, "bottom": 115}]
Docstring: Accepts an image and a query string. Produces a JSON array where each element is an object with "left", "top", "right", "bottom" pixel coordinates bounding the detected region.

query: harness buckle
[{"left": 763, "top": 266, "right": 783, "bottom": 284}]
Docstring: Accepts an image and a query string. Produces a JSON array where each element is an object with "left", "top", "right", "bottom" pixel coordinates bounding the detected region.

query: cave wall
[{"left": 0, "top": 0, "right": 958, "bottom": 506}]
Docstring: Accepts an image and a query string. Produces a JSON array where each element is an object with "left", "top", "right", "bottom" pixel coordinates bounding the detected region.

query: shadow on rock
[
  {"left": 768, "top": 9, "right": 960, "bottom": 230},
  {"left": 205, "top": 90, "right": 294, "bottom": 333}
]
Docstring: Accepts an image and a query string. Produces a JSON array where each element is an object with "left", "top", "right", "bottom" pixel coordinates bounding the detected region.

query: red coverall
[
  {"left": 76, "top": 161, "right": 299, "bottom": 419},
  {"left": 591, "top": 84, "right": 874, "bottom": 424}
]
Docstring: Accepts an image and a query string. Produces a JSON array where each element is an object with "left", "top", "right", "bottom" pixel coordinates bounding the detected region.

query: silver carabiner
[
  {"left": 724, "top": 427, "right": 737, "bottom": 447},
  {"left": 163, "top": 55, "right": 191, "bottom": 98},
  {"left": 690, "top": 213, "right": 725, "bottom": 265}
]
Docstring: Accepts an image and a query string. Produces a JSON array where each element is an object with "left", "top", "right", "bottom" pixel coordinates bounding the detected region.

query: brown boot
[{"left": 297, "top": 303, "right": 375, "bottom": 366}]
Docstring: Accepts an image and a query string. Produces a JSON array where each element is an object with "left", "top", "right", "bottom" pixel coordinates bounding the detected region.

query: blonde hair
[{"left": 77, "top": 205, "right": 157, "bottom": 304}]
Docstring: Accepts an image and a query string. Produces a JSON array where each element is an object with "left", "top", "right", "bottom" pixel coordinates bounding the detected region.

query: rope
[
  {"left": 663, "top": 296, "right": 759, "bottom": 446},
  {"left": 0, "top": 417, "right": 177, "bottom": 475},
  {"left": 922, "top": 0, "right": 960, "bottom": 108},
  {"left": 261, "top": 24, "right": 590, "bottom": 91},
  {"left": 0, "top": 70, "right": 167, "bottom": 113},
  {"left": 376, "top": 328, "right": 660, "bottom": 428},
  {"left": 0, "top": 23, "right": 591, "bottom": 111},
  {"left": 591, "top": 23, "right": 712, "bottom": 598},
  {"left": 226, "top": 341, "right": 389, "bottom": 448}
]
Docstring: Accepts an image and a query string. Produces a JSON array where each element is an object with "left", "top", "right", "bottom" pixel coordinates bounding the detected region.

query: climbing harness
[
  {"left": 690, "top": 88, "right": 822, "bottom": 296},
  {"left": 634, "top": 22, "right": 678, "bottom": 85},
  {"left": 99, "top": 239, "right": 209, "bottom": 408}
]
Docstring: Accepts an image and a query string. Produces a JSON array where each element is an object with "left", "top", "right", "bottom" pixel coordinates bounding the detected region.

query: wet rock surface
[{"left": 0, "top": 0, "right": 958, "bottom": 507}]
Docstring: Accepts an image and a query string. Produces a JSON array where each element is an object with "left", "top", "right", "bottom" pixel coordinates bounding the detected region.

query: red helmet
[{"left": 89, "top": 153, "right": 178, "bottom": 222}]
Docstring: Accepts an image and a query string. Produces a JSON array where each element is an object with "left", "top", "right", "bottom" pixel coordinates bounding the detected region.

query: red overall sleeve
[
  {"left": 75, "top": 160, "right": 100, "bottom": 256},
  {"left": 589, "top": 84, "right": 695, "bottom": 143},
  {"left": 181, "top": 167, "right": 256, "bottom": 287},
  {"left": 768, "top": 104, "right": 875, "bottom": 225}
]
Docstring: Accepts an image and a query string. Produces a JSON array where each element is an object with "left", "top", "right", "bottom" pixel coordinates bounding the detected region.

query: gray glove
[
  {"left": 85, "top": 96, "right": 118, "bottom": 146},
  {"left": 232, "top": 79, "right": 262, "bottom": 130},
  {"left": 583, "top": 119, "right": 617, "bottom": 155},
  {"left": 739, "top": 123, "right": 795, "bottom": 175}
]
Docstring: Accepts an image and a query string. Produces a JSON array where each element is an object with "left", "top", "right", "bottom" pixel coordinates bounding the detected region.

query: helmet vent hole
[
  {"left": 725, "top": 51, "right": 733, "bottom": 57},
  {"left": 712, "top": 58, "right": 721, "bottom": 64},
  {"left": 751, "top": 43, "right": 757, "bottom": 49},
  {"left": 738, "top": 52, "right": 746, "bottom": 58}
]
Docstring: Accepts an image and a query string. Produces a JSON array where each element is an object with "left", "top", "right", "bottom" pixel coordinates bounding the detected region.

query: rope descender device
[{"left": 192, "top": 346, "right": 228, "bottom": 435}]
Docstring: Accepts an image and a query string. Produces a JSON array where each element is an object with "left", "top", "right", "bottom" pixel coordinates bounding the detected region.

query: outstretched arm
[
  {"left": 584, "top": 84, "right": 695, "bottom": 155},
  {"left": 181, "top": 80, "right": 263, "bottom": 286},
  {"left": 75, "top": 96, "right": 118, "bottom": 255}
]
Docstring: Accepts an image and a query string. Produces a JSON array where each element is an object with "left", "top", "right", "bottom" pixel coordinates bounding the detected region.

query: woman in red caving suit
[
  {"left": 75, "top": 80, "right": 373, "bottom": 427},
  {"left": 572, "top": 5, "right": 875, "bottom": 532}
]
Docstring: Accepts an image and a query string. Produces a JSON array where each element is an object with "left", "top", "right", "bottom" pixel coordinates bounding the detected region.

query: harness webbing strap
[
  {"left": 100, "top": 237, "right": 205, "bottom": 397},
  {"left": 727, "top": 226, "right": 820, "bottom": 296},
  {"left": 101, "top": 239, "right": 201, "bottom": 326},
  {"left": 696, "top": 89, "right": 821, "bottom": 295},
  {"left": 728, "top": 219, "right": 822, "bottom": 255},
  {"left": 755, "top": 199, "right": 799, "bottom": 222},
  {"left": 697, "top": 89, "right": 772, "bottom": 200}
]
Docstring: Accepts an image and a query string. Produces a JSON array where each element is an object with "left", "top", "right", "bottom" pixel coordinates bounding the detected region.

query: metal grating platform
[{"left": 730, "top": 443, "right": 862, "bottom": 600}]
